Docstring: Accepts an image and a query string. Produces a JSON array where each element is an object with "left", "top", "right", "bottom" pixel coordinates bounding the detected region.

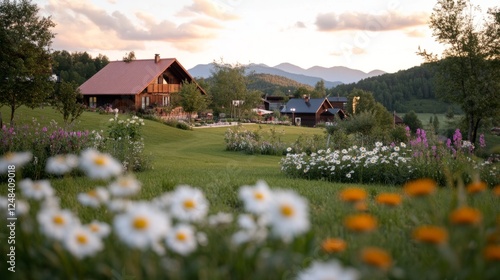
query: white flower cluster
[
  {"left": 109, "top": 115, "right": 145, "bottom": 126},
  {"left": 280, "top": 143, "right": 413, "bottom": 183}
]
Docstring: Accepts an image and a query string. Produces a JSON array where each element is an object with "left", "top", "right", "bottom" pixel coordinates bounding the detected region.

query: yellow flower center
[
  {"left": 280, "top": 204, "right": 295, "bottom": 217},
  {"left": 176, "top": 232, "right": 187, "bottom": 241},
  {"left": 254, "top": 191, "right": 265, "bottom": 200},
  {"left": 93, "top": 156, "right": 107, "bottom": 166},
  {"left": 133, "top": 217, "right": 149, "bottom": 230},
  {"left": 33, "top": 183, "right": 41, "bottom": 190},
  {"left": 56, "top": 155, "right": 65, "bottom": 163},
  {"left": 183, "top": 199, "right": 195, "bottom": 209},
  {"left": 53, "top": 215, "right": 65, "bottom": 225},
  {"left": 87, "top": 190, "right": 98, "bottom": 197},
  {"left": 76, "top": 234, "right": 88, "bottom": 244},
  {"left": 119, "top": 179, "right": 131, "bottom": 188},
  {"left": 4, "top": 152, "right": 14, "bottom": 160}
]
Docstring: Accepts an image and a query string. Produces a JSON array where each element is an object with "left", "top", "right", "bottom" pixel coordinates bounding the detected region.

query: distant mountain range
[{"left": 188, "top": 63, "right": 386, "bottom": 87}]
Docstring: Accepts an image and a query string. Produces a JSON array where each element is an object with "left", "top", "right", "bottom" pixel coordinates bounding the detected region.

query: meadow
[{"left": 1, "top": 106, "right": 499, "bottom": 280}]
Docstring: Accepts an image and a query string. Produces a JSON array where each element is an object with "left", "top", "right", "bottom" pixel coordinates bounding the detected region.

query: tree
[
  {"left": 418, "top": 0, "right": 500, "bottom": 144},
  {"left": 403, "top": 111, "right": 423, "bottom": 133},
  {"left": 312, "top": 79, "right": 326, "bottom": 98},
  {"left": 432, "top": 113, "right": 440, "bottom": 133},
  {"left": 123, "top": 51, "right": 136, "bottom": 63},
  {"left": 53, "top": 80, "right": 84, "bottom": 123},
  {"left": 346, "top": 88, "right": 393, "bottom": 128},
  {"left": 0, "top": 0, "right": 55, "bottom": 123},
  {"left": 208, "top": 60, "right": 259, "bottom": 117},
  {"left": 179, "top": 81, "right": 208, "bottom": 121}
]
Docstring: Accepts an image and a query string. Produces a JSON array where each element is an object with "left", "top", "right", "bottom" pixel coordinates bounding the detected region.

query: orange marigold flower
[
  {"left": 344, "top": 213, "right": 377, "bottom": 233},
  {"left": 339, "top": 187, "right": 367, "bottom": 203},
  {"left": 466, "top": 181, "right": 487, "bottom": 194},
  {"left": 493, "top": 185, "right": 500, "bottom": 197},
  {"left": 361, "top": 247, "right": 392, "bottom": 270},
  {"left": 321, "top": 238, "right": 347, "bottom": 253},
  {"left": 413, "top": 225, "right": 448, "bottom": 245},
  {"left": 450, "top": 207, "right": 482, "bottom": 226},
  {"left": 484, "top": 245, "right": 500, "bottom": 261},
  {"left": 375, "top": 193, "right": 403, "bottom": 206},
  {"left": 403, "top": 178, "right": 437, "bottom": 197}
]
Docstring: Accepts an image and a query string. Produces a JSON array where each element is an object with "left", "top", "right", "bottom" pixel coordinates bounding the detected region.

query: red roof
[{"left": 79, "top": 58, "right": 196, "bottom": 95}]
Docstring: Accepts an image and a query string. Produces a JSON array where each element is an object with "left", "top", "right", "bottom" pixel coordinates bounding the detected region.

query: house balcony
[{"left": 147, "top": 84, "right": 181, "bottom": 93}]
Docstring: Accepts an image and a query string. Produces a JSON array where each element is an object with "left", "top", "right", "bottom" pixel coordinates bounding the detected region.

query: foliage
[
  {"left": 247, "top": 73, "right": 312, "bottom": 96},
  {"left": 163, "top": 119, "right": 193, "bottom": 130},
  {"left": 0, "top": 0, "right": 55, "bottom": 122},
  {"left": 104, "top": 114, "right": 149, "bottom": 172},
  {"left": 52, "top": 81, "right": 85, "bottom": 123},
  {"left": 208, "top": 60, "right": 255, "bottom": 116},
  {"left": 224, "top": 125, "right": 288, "bottom": 155},
  {"left": 122, "top": 51, "right": 136, "bottom": 63},
  {"left": 418, "top": 0, "right": 500, "bottom": 144},
  {"left": 403, "top": 111, "right": 423, "bottom": 133},
  {"left": 281, "top": 127, "right": 499, "bottom": 187},
  {"left": 51, "top": 50, "right": 109, "bottom": 85},
  {"left": 179, "top": 81, "right": 209, "bottom": 121},
  {"left": 0, "top": 119, "right": 98, "bottom": 179},
  {"left": 312, "top": 79, "right": 327, "bottom": 98}
]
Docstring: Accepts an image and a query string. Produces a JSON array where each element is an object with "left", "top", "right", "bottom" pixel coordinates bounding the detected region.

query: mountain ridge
[{"left": 188, "top": 62, "right": 386, "bottom": 87}]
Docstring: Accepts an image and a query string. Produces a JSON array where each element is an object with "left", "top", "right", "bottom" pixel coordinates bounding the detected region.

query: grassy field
[{"left": 1, "top": 107, "right": 499, "bottom": 279}]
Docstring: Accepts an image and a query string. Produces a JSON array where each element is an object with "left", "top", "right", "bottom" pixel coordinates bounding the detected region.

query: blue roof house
[{"left": 281, "top": 96, "right": 347, "bottom": 127}]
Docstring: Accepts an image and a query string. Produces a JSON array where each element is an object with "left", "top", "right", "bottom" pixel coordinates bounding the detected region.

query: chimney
[
  {"left": 154, "top": 54, "right": 160, "bottom": 63},
  {"left": 304, "top": 94, "right": 310, "bottom": 103}
]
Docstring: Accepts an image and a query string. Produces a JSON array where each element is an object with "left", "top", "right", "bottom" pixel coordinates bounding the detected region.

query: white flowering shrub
[{"left": 105, "top": 114, "right": 149, "bottom": 171}]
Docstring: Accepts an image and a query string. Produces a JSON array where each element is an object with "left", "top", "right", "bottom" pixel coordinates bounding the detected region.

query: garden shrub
[{"left": 0, "top": 118, "right": 98, "bottom": 179}]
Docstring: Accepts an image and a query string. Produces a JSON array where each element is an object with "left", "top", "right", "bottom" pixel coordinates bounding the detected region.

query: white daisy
[
  {"left": 113, "top": 204, "right": 170, "bottom": 249},
  {"left": 37, "top": 208, "right": 79, "bottom": 240},
  {"left": 297, "top": 260, "right": 359, "bottom": 280},
  {"left": 106, "top": 199, "right": 133, "bottom": 213},
  {"left": 15, "top": 199, "right": 30, "bottom": 217},
  {"left": 238, "top": 180, "right": 273, "bottom": 214},
  {"left": 108, "top": 174, "right": 141, "bottom": 197},
  {"left": 170, "top": 185, "right": 208, "bottom": 222},
  {"left": 63, "top": 226, "right": 103, "bottom": 259},
  {"left": 45, "top": 154, "right": 79, "bottom": 175},
  {"left": 0, "top": 151, "right": 32, "bottom": 173},
  {"left": 85, "top": 220, "right": 111, "bottom": 238},
  {"left": 19, "top": 179, "right": 54, "bottom": 200},
  {"left": 79, "top": 149, "right": 122, "bottom": 180},
  {"left": 231, "top": 214, "right": 269, "bottom": 245},
  {"left": 268, "top": 190, "right": 310, "bottom": 242},
  {"left": 208, "top": 212, "right": 234, "bottom": 226},
  {"left": 77, "top": 187, "right": 109, "bottom": 208},
  {"left": 166, "top": 224, "right": 197, "bottom": 256}
]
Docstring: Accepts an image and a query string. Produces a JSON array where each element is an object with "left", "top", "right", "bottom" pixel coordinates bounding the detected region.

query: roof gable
[
  {"left": 281, "top": 98, "right": 332, "bottom": 114},
  {"left": 79, "top": 58, "right": 200, "bottom": 95}
]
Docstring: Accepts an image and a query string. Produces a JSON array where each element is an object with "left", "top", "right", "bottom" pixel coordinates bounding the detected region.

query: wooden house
[
  {"left": 281, "top": 96, "right": 347, "bottom": 127},
  {"left": 79, "top": 54, "right": 206, "bottom": 112}
]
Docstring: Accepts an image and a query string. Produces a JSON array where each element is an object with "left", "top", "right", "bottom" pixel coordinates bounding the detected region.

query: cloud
[
  {"left": 316, "top": 10, "right": 429, "bottom": 32},
  {"left": 330, "top": 46, "right": 367, "bottom": 57},
  {"left": 405, "top": 28, "right": 428, "bottom": 38},
  {"left": 45, "top": 0, "right": 227, "bottom": 53},
  {"left": 295, "top": 21, "right": 307, "bottom": 28},
  {"left": 177, "top": 0, "right": 239, "bottom": 21}
]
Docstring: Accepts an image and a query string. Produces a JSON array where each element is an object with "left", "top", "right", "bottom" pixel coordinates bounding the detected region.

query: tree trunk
[
  {"left": 10, "top": 104, "right": 15, "bottom": 126},
  {"left": 471, "top": 118, "right": 481, "bottom": 145}
]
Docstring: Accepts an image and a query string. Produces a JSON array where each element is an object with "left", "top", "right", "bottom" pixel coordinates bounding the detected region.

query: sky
[{"left": 34, "top": 0, "right": 496, "bottom": 73}]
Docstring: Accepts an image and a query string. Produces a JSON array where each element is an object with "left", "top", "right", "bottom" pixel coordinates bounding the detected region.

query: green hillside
[
  {"left": 329, "top": 62, "right": 462, "bottom": 114},
  {"left": 247, "top": 73, "right": 313, "bottom": 95}
]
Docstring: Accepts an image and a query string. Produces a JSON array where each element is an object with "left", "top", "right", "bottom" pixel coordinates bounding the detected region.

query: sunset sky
[{"left": 34, "top": 0, "right": 496, "bottom": 73}]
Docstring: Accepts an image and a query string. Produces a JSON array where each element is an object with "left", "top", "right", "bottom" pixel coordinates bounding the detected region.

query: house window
[
  {"left": 163, "top": 95, "right": 170, "bottom": 106},
  {"left": 89, "top": 97, "right": 97, "bottom": 108},
  {"left": 141, "top": 96, "right": 150, "bottom": 109}
]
